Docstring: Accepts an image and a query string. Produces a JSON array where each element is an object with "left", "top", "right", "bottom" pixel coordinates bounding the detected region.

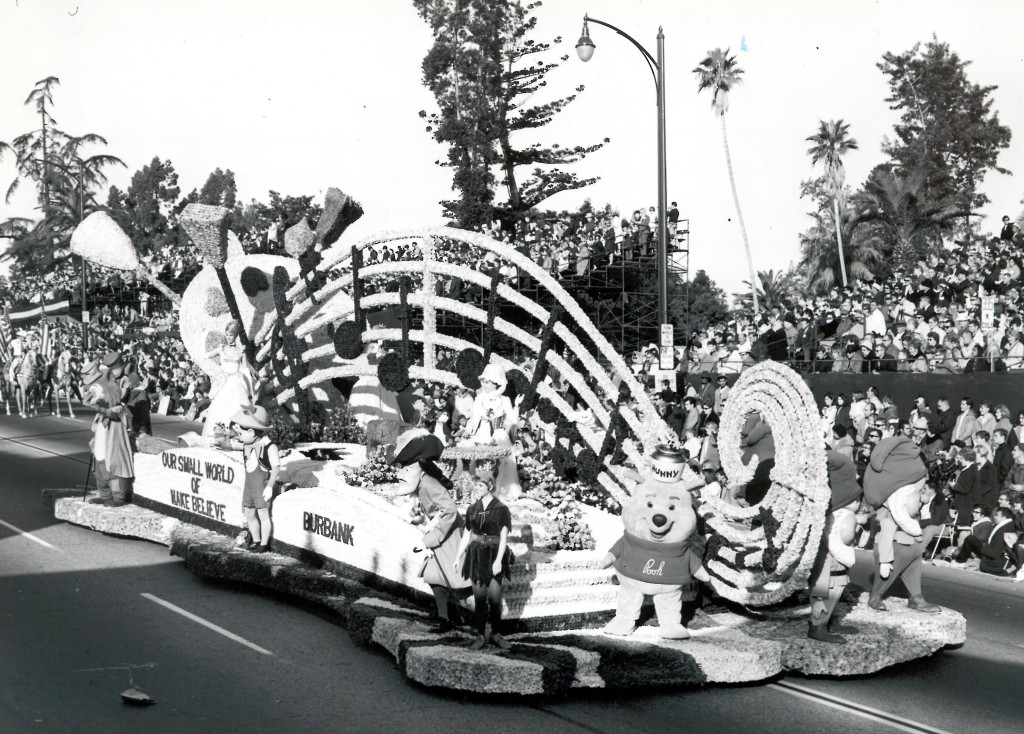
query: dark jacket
[{"left": 931, "top": 409, "right": 957, "bottom": 446}]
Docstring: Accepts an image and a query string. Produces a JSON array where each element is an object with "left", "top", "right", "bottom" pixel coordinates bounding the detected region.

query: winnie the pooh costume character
[{"left": 601, "top": 445, "right": 709, "bottom": 639}]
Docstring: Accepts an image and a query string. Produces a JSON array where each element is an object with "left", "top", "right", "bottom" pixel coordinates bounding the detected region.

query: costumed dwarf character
[
  {"left": 864, "top": 436, "right": 941, "bottom": 613},
  {"left": 602, "top": 446, "right": 710, "bottom": 639},
  {"left": 807, "top": 450, "right": 863, "bottom": 643},
  {"left": 392, "top": 428, "right": 472, "bottom": 633},
  {"left": 83, "top": 355, "right": 135, "bottom": 507}
]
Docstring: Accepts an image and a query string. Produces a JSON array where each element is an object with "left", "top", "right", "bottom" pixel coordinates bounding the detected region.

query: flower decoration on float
[{"left": 699, "top": 360, "right": 830, "bottom": 607}]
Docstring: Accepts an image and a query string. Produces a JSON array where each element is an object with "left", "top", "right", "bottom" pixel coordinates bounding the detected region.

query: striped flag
[
  {"left": 0, "top": 307, "right": 10, "bottom": 363},
  {"left": 40, "top": 321, "right": 52, "bottom": 361}
]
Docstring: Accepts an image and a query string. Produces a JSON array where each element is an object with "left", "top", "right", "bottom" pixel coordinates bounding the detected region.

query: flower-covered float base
[
  {"left": 126, "top": 445, "right": 624, "bottom": 630},
  {"left": 349, "top": 590, "right": 965, "bottom": 694},
  {"left": 47, "top": 491, "right": 966, "bottom": 696}
]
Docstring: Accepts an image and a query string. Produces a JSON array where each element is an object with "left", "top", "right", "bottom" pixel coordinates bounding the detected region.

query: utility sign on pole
[{"left": 659, "top": 323, "right": 674, "bottom": 370}]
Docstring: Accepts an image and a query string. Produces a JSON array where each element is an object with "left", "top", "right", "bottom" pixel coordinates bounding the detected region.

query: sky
[{"left": 2, "top": 0, "right": 1023, "bottom": 295}]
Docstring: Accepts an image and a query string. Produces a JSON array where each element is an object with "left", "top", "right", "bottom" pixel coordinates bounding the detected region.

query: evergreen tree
[
  {"left": 878, "top": 36, "right": 1011, "bottom": 229},
  {"left": 684, "top": 270, "right": 728, "bottom": 335},
  {"left": 414, "top": 0, "right": 605, "bottom": 228},
  {"left": 198, "top": 167, "right": 238, "bottom": 208},
  {"left": 106, "top": 156, "right": 184, "bottom": 257}
]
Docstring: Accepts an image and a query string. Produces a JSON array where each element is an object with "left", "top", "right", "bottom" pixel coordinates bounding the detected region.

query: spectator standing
[{"left": 952, "top": 398, "right": 979, "bottom": 445}]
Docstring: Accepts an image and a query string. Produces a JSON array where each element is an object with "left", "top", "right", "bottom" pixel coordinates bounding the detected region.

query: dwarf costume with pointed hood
[
  {"left": 807, "top": 450, "right": 864, "bottom": 644},
  {"left": 863, "top": 437, "right": 940, "bottom": 613}
]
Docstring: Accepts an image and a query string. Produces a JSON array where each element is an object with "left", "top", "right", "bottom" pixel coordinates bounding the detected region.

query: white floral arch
[
  {"left": 252, "top": 226, "right": 674, "bottom": 499},
  {"left": 698, "top": 361, "right": 830, "bottom": 606}
]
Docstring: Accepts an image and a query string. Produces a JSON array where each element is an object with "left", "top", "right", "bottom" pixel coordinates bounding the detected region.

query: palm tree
[
  {"left": 799, "top": 210, "right": 884, "bottom": 293},
  {"left": 852, "top": 165, "right": 966, "bottom": 270},
  {"left": 735, "top": 268, "right": 800, "bottom": 311},
  {"left": 806, "top": 119, "right": 858, "bottom": 288},
  {"left": 694, "top": 48, "right": 757, "bottom": 314}
]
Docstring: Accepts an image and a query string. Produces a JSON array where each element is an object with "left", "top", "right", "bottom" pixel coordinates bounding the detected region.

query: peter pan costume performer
[{"left": 392, "top": 428, "right": 471, "bottom": 633}]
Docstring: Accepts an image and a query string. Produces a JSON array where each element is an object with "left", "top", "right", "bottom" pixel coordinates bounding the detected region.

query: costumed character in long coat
[
  {"left": 807, "top": 450, "right": 862, "bottom": 643},
  {"left": 201, "top": 320, "right": 256, "bottom": 441},
  {"left": 392, "top": 428, "right": 472, "bottom": 633},
  {"left": 864, "top": 436, "right": 941, "bottom": 613},
  {"left": 461, "top": 363, "right": 522, "bottom": 500},
  {"left": 83, "top": 354, "right": 135, "bottom": 507}
]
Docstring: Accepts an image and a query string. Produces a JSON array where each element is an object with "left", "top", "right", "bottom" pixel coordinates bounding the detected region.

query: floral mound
[{"left": 700, "top": 361, "right": 830, "bottom": 607}]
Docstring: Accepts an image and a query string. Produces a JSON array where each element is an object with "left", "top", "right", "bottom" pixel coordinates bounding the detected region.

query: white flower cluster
[
  {"left": 70, "top": 211, "right": 140, "bottom": 272},
  {"left": 703, "top": 361, "right": 830, "bottom": 607}
]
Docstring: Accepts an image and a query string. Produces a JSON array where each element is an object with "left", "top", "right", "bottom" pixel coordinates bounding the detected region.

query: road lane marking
[
  {"left": 770, "top": 680, "right": 954, "bottom": 734},
  {"left": 0, "top": 518, "right": 64, "bottom": 552},
  {"left": 140, "top": 593, "right": 273, "bottom": 655}
]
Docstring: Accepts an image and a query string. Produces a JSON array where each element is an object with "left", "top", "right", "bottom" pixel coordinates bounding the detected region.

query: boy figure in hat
[
  {"left": 83, "top": 357, "right": 134, "bottom": 507},
  {"left": 224, "top": 405, "right": 279, "bottom": 553}
]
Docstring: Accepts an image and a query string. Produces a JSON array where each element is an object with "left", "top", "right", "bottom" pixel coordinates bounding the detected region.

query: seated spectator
[{"left": 948, "top": 506, "right": 1017, "bottom": 575}]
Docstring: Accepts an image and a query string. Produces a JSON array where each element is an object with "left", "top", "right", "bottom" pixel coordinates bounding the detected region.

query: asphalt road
[{"left": 1, "top": 410, "right": 1022, "bottom": 734}]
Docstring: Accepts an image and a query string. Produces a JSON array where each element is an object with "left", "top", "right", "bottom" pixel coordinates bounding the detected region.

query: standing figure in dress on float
[
  {"left": 348, "top": 340, "right": 404, "bottom": 430},
  {"left": 461, "top": 363, "right": 522, "bottom": 500},
  {"left": 201, "top": 320, "right": 256, "bottom": 440}
]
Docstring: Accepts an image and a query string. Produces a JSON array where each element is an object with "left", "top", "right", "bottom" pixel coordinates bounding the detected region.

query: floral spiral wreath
[{"left": 700, "top": 361, "right": 829, "bottom": 607}]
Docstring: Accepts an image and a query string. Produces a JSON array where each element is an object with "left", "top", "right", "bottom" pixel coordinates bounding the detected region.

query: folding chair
[{"left": 928, "top": 523, "right": 955, "bottom": 560}]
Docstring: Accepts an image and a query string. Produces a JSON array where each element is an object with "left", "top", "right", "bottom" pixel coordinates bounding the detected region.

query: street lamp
[{"left": 576, "top": 14, "right": 669, "bottom": 329}]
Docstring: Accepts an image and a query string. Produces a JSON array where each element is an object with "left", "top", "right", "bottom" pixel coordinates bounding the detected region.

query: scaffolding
[{"left": 435, "top": 220, "right": 690, "bottom": 358}]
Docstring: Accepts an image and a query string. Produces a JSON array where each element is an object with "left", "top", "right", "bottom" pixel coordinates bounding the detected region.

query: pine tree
[{"left": 414, "top": 0, "right": 606, "bottom": 228}]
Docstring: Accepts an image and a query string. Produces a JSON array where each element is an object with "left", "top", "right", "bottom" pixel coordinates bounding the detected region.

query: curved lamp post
[{"left": 576, "top": 14, "right": 668, "bottom": 329}]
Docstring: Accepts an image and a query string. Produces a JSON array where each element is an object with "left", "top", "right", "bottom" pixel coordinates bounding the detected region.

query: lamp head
[{"left": 576, "top": 17, "right": 595, "bottom": 62}]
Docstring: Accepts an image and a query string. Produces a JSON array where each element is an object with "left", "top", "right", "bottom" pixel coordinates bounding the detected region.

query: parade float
[{"left": 52, "top": 190, "right": 965, "bottom": 695}]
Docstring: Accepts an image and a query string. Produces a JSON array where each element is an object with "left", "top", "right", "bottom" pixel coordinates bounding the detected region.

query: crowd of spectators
[
  {"left": 685, "top": 222, "right": 1024, "bottom": 375},
  {"left": 822, "top": 389, "right": 1024, "bottom": 580}
]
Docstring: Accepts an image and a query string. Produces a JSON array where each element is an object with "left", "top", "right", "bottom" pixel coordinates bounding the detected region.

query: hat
[
  {"left": 81, "top": 360, "right": 103, "bottom": 386},
  {"left": 101, "top": 351, "right": 124, "bottom": 371},
  {"left": 648, "top": 444, "right": 687, "bottom": 482},
  {"left": 393, "top": 428, "right": 445, "bottom": 466},
  {"left": 862, "top": 437, "right": 927, "bottom": 508},
  {"left": 826, "top": 450, "right": 863, "bottom": 511},
  {"left": 479, "top": 363, "right": 507, "bottom": 391},
  {"left": 911, "top": 416, "right": 929, "bottom": 430},
  {"left": 230, "top": 405, "right": 271, "bottom": 431}
]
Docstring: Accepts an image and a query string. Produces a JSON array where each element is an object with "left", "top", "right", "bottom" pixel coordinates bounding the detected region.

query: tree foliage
[
  {"left": 685, "top": 269, "right": 729, "bottom": 335},
  {"left": 851, "top": 163, "right": 966, "bottom": 270},
  {"left": 693, "top": 48, "right": 758, "bottom": 314},
  {"left": 1, "top": 77, "right": 125, "bottom": 272},
  {"left": 878, "top": 36, "right": 1011, "bottom": 219},
  {"left": 414, "top": 0, "right": 606, "bottom": 228},
  {"left": 106, "top": 156, "right": 184, "bottom": 258},
  {"left": 806, "top": 118, "right": 859, "bottom": 286}
]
